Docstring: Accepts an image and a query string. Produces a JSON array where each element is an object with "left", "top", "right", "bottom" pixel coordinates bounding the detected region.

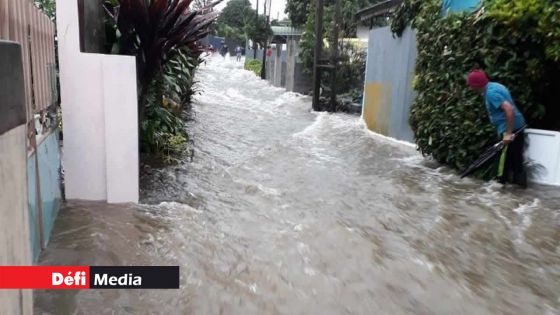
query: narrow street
[{"left": 35, "top": 57, "right": 560, "bottom": 314}]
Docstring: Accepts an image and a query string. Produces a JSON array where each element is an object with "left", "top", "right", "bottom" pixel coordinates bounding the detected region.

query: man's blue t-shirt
[{"left": 484, "top": 82, "right": 526, "bottom": 135}]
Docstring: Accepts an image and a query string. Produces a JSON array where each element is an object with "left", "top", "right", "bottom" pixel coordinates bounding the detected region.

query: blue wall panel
[
  {"left": 38, "top": 132, "right": 62, "bottom": 247},
  {"left": 442, "top": 0, "right": 480, "bottom": 15},
  {"left": 27, "top": 158, "right": 41, "bottom": 262},
  {"left": 27, "top": 131, "right": 61, "bottom": 262}
]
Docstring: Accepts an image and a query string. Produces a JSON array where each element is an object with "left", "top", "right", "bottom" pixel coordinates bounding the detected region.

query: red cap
[{"left": 467, "top": 70, "right": 489, "bottom": 89}]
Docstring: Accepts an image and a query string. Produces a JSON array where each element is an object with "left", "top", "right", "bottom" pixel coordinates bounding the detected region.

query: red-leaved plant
[{"left": 105, "top": 0, "right": 223, "bottom": 120}]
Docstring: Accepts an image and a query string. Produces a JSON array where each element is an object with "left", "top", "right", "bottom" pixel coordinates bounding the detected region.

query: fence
[
  {"left": 0, "top": 0, "right": 56, "bottom": 121},
  {"left": 246, "top": 39, "right": 313, "bottom": 95},
  {"left": 0, "top": 0, "right": 61, "bottom": 264}
]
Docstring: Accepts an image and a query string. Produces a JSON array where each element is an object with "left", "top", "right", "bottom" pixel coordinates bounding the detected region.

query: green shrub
[
  {"left": 163, "top": 48, "right": 201, "bottom": 108},
  {"left": 244, "top": 59, "right": 262, "bottom": 76},
  {"left": 140, "top": 74, "right": 191, "bottom": 165},
  {"left": 391, "top": 0, "right": 560, "bottom": 177},
  {"left": 34, "top": 0, "right": 55, "bottom": 20}
]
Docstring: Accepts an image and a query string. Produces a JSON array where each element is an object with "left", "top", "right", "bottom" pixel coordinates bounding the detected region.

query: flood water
[{"left": 35, "top": 57, "right": 560, "bottom": 315}]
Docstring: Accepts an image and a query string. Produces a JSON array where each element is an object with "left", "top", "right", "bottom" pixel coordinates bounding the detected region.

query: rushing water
[{"left": 35, "top": 57, "right": 560, "bottom": 315}]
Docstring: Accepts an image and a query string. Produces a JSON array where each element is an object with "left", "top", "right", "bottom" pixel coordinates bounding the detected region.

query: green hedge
[
  {"left": 392, "top": 0, "right": 560, "bottom": 176},
  {"left": 244, "top": 59, "right": 262, "bottom": 76}
]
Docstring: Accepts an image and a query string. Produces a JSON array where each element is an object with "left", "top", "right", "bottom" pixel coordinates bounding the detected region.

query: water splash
[{"left": 36, "top": 56, "right": 560, "bottom": 315}]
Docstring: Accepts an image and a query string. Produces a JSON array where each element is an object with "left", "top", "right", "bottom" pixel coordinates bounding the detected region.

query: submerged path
[{"left": 36, "top": 57, "right": 560, "bottom": 314}]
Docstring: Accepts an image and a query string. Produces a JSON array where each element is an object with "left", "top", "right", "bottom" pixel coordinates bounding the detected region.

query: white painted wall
[
  {"left": 0, "top": 125, "right": 33, "bottom": 315},
  {"left": 526, "top": 129, "right": 560, "bottom": 186},
  {"left": 57, "top": 0, "right": 139, "bottom": 203},
  {"left": 357, "top": 26, "right": 371, "bottom": 42},
  {"left": 103, "top": 56, "right": 139, "bottom": 203}
]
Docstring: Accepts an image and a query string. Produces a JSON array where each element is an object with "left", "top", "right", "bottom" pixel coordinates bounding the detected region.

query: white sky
[{"left": 216, "top": 0, "right": 287, "bottom": 20}]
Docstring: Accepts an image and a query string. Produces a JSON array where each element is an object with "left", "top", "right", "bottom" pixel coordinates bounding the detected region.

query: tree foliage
[
  {"left": 487, "top": 0, "right": 560, "bottom": 62},
  {"left": 285, "top": 0, "right": 309, "bottom": 27},
  {"left": 217, "top": 0, "right": 251, "bottom": 29},
  {"left": 105, "top": 0, "right": 217, "bottom": 121},
  {"left": 297, "top": 0, "right": 383, "bottom": 74},
  {"left": 245, "top": 14, "right": 273, "bottom": 47},
  {"left": 33, "top": 0, "right": 56, "bottom": 20},
  {"left": 104, "top": 0, "right": 219, "bottom": 162},
  {"left": 215, "top": 0, "right": 272, "bottom": 46},
  {"left": 391, "top": 0, "right": 560, "bottom": 175}
]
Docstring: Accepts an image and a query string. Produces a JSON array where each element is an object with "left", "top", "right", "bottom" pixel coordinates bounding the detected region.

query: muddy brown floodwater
[{"left": 35, "top": 57, "right": 560, "bottom": 315}]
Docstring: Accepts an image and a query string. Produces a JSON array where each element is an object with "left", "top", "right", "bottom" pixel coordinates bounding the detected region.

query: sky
[{"left": 216, "top": 0, "right": 287, "bottom": 20}]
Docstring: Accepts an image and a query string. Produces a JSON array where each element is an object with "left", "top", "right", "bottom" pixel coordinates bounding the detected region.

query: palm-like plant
[{"left": 105, "top": 0, "right": 223, "bottom": 119}]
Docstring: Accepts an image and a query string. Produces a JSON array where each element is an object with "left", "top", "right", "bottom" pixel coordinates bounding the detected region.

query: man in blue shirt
[{"left": 467, "top": 69, "right": 527, "bottom": 187}]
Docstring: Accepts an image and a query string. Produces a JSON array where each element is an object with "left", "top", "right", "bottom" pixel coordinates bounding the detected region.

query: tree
[
  {"left": 245, "top": 14, "right": 273, "bottom": 48},
  {"left": 215, "top": 0, "right": 252, "bottom": 41},
  {"left": 287, "top": 0, "right": 382, "bottom": 34},
  {"left": 285, "top": 0, "right": 309, "bottom": 27},
  {"left": 215, "top": 0, "right": 272, "bottom": 47},
  {"left": 296, "top": 0, "right": 383, "bottom": 73},
  {"left": 217, "top": 0, "right": 251, "bottom": 29},
  {"left": 340, "top": 0, "right": 384, "bottom": 37}
]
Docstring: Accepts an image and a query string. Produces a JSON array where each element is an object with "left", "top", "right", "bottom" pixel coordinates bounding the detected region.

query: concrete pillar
[
  {"left": 56, "top": 0, "right": 139, "bottom": 203},
  {"left": 285, "top": 37, "right": 296, "bottom": 91},
  {"left": 274, "top": 44, "right": 282, "bottom": 87},
  {"left": 0, "top": 40, "right": 33, "bottom": 315}
]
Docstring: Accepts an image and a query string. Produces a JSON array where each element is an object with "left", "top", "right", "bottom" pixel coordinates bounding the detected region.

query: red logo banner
[{"left": 0, "top": 266, "right": 90, "bottom": 289}]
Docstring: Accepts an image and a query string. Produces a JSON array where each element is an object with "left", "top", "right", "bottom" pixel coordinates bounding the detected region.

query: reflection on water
[{"left": 35, "top": 57, "right": 560, "bottom": 315}]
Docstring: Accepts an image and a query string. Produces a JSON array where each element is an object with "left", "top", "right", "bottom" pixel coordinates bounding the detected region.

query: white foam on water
[
  {"left": 360, "top": 120, "right": 417, "bottom": 149},
  {"left": 411, "top": 257, "right": 435, "bottom": 272},
  {"left": 511, "top": 199, "right": 540, "bottom": 244},
  {"left": 292, "top": 112, "right": 331, "bottom": 141}
]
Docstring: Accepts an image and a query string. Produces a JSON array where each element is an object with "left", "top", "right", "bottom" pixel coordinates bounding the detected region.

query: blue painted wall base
[{"left": 27, "top": 130, "right": 62, "bottom": 262}]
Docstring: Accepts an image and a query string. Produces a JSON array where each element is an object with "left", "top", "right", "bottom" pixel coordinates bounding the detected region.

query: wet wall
[
  {"left": 27, "top": 131, "right": 62, "bottom": 262},
  {"left": 363, "top": 26, "right": 416, "bottom": 142},
  {"left": 0, "top": 40, "right": 34, "bottom": 315}
]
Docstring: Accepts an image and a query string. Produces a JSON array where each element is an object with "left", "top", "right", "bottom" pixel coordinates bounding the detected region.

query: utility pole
[
  {"left": 254, "top": 0, "right": 259, "bottom": 59},
  {"left": 260, "top": 0, "right": 271, "bottom": 80},
  {"left": 330, "top": 0, "right": 341, "bottom": 112},
  {"left": 312, "top": 0, "right": 324, "bottom": 111}
]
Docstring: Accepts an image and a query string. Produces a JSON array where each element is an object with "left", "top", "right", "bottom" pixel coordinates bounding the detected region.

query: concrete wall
[
  {"left": 285, "top": 39, "right": 297, "bottom": 91},
  {"left": 0, "top": 41, "right": 33, "bottom": 315},
  {"left": 273, "top": 46, "right": 284, "bottom": 87},
  {"left": 357, "top": 26, "right": 371, "bottom": 41},
  {"left": 248, "top": 37, "right": 312, "bottom": 95},
  {"left": 57, "top": 0, "right": 139, "bottom": 203},
  {"left": 266, "top": 46, "right": 287, "bottom": 88},
  {"left": 362, "top": 26, "right": 416, "bottom": 143},
  {"left": 245, "top": 47, "right": 264, "bottom": 61}
]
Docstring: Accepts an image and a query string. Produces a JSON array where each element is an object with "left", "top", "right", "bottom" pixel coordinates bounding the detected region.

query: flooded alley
[{"left": 35, "top": 57, "right": 560, "bottom": 315}]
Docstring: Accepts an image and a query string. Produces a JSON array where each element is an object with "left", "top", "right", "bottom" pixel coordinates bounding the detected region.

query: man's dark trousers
[{"left": 499, "top": 129, "right": 527, "bottom": 188}]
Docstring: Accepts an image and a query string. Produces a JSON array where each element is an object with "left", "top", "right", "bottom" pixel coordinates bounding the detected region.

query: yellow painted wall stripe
[{"left": 363, "top": 82, "right": 390, "bottom": 135}]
